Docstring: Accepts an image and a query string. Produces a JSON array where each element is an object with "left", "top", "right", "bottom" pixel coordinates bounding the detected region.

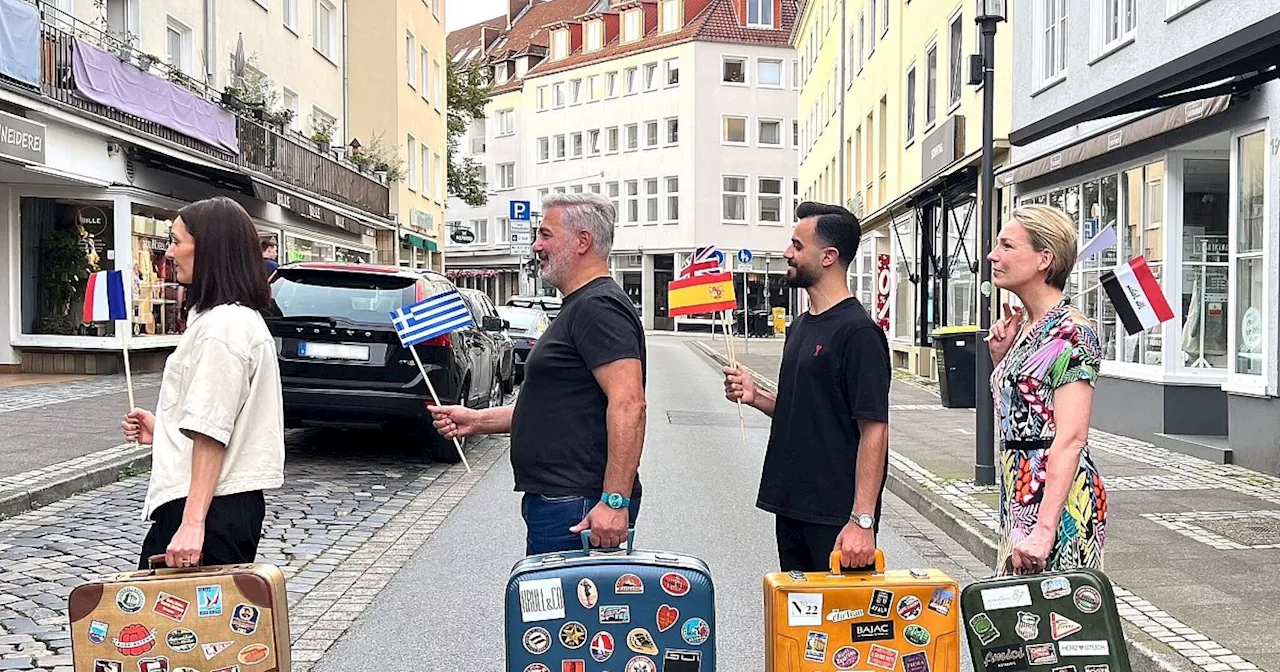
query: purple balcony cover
[
  {"left": 0, "top": 0, "right": 40, "bottom": 87},
  {"left": 72, "top": 40, "right": 239, "bottom": 155}
]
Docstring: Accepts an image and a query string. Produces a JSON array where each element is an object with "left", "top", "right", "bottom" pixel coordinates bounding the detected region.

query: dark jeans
[
  {"left": 139, "top": 490, "right": 266, "bottom": 570},
  {"left": 521, "top": 493, "right": 642, "bottom": 556},
  {"left": 775, "top": 514, "right": 875, "bottom": 573}
]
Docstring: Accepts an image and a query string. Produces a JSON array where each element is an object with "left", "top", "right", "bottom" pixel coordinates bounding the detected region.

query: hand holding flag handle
[{"left": 85, "top": 270, "right": 137, "bottom": 446}]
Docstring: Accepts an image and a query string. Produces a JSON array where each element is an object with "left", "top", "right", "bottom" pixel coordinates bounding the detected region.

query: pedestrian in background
[
  {"left": 723, "top": 202, "right": 890, "bottom": 573},
  {"left": 986, "top": 204, "right": 1106, "bottom": 575},
  {"left": 428, "top": 193, "right": 647, "bottom": 555},
  {"left": 122, "top": 196, "right": 285, "bottom": 569},
  {"left": 262, "top": 238, "right": 279, "bottom": 278}
]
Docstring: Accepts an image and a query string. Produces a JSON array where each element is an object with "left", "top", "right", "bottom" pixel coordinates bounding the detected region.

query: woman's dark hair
[{"left": 178, "top": 196, "right": 271, "bottom": 312}]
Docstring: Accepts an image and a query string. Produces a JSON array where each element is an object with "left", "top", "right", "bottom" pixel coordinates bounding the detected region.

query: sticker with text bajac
[
  {"left": 869, "top": 644, "right": 900, "bottom": 670},
  {"left": 787, "top": 592, "right": 822, "bottom": 627},
  {"left": 1051, "top": 612, "right": 1083, "bottom": 640},
  {"left": 577, "top": 578, "right": 598, "bottom": 609},
  {"left": 852, "top": 620, "right": 895, "bottom": 643},
  {"left": 616, "top": 574, "right": 644, "bottom": 594},
  {"left": 153, "top": 593, "right": 190, "bottom": 622},
  {"left": 518, "top": 578, "right": 565, "bottom": 623},
  {"left": 657, "top": 604, "right": 680, "bottom": 632},
  {"left": 661, "top": 572, "right": 691, "bottom": 597},
  {"left": 982, "top": 584, "right": 1033, "bottom": 610}
]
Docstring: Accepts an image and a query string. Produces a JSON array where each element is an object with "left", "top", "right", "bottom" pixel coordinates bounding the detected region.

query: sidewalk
[
  {"left": 687, "top": 332, "right": 1280, "bottom": 672},
  {"left": 0, "top": 373, "right": 161, "bottom": 517}
]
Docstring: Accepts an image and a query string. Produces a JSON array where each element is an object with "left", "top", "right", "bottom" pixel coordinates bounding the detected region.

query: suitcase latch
[
  {"left": 788, "top": 571, "right": 807, "bottom": 582},
  {"left": 909, "top": 569, "right": 929, "bottom": 579},
  {"left": 540, "top": 555, "right": 566, "bottom": 565}
]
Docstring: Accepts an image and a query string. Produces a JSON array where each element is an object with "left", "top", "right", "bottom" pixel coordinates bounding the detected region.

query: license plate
[{"left": 298, "top": 342, "right": 370, "bottom": 361}]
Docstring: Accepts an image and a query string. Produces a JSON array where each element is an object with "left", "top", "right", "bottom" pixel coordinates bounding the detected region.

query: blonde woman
[{"left": 986, "top": 204, "right": 1107, "bottom": 575}]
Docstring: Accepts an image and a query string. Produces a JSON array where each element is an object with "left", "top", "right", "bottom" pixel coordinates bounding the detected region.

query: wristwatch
[
  {"left": 851, "top": 513, "right": 874, "bottom": 530},
  {"left": 602, "top": 492, "right": 631, "bottom": 510}
]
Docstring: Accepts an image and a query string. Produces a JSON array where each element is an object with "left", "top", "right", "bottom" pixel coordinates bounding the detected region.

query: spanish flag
[{"left": 668, "top": 272, "right": 737, "bottom": 317}]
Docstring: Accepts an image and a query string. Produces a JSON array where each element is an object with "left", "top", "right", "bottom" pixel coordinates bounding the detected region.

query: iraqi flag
[
  {"left": 1101, "top": 257, "right": 1174, "bottom": 335},
  {"left": 83, "top": 270, "right": 129, "bottom": 322}
]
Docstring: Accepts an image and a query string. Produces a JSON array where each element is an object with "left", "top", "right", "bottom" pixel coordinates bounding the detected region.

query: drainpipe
[
  {"left": 342, "top": 0, "right": 350, "bottom": 143},
  {"left": 204, "top": 0, "right": 215, "bottom": 86},
  {"left": 837, "top": 0, "right": 846, "bottom": 209}
]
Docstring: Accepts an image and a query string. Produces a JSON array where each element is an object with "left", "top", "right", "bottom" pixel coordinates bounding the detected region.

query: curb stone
[
  {"left": 0, "top": 445, "right": 152, "bottom": 519},
  {"left": 687, "top": 339, "right": 1198, "bottom": 672}
]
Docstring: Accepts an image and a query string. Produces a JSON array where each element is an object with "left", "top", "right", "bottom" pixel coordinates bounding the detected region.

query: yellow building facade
[
  {"left": 349, "top": 0, "right": 449, "bottom": 271},
  {"left": 794, "top": 0, "right": 1015, "bottom": 379}
]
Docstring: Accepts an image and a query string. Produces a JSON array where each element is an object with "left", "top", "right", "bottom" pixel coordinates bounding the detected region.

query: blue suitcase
[{"left": 505, "top": 530, "right": 717, "bottom": 672}]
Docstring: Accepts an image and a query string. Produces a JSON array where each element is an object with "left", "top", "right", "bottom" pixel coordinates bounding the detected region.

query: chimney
[
  {"left": 481, "top": 25, "right": 501, "bottom": 49},
  {"left": 508, "top": 0, "right": 533, "bottom": 29}
]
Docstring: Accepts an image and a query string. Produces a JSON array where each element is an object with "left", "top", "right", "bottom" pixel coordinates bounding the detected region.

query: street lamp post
[{"left": 973, "top": 0, "right": 1004, "bottom": 487}]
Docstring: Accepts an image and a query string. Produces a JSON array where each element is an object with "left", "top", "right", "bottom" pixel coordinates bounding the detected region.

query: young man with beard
[
  {"left": 428, "top": 194, "right": 647, "bottom": 555},
  {"left": 723, "top": 202, "right": 890, "bottom": 573}
]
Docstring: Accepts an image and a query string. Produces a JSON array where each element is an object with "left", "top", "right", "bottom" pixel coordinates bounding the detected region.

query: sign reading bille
[{"left": 0, "top": 110, "right": 46, "bottom": 165}]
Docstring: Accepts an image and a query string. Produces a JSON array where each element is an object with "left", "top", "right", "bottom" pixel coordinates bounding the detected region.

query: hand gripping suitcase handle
[
  {"left": 147, "top": 554, "right": 202, "bottom": 572},
  {"left": 829, "top": 549, "right": 886, "bottom": 575},
  {"left": 580, "top": 528, "right": 637, "bottom": 555}
]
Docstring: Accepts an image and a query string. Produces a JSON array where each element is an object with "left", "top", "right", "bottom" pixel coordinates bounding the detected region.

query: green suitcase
[{"left": 959, "top": 568, "right": 1131, "bottom": 672}]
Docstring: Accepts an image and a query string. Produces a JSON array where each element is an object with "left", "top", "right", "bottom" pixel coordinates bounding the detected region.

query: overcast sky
[{"left": 446, "top": 0, "right": 506, "bottom": 32}]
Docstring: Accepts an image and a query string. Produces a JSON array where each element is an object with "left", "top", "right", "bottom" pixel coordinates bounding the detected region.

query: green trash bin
[{"left": 932, "top": 325, "right": 980, "bottom": 409}]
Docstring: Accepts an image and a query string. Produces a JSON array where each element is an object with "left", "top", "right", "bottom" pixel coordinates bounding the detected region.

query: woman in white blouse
[{"left": 122, "top": 196, "right": 285, "bottom": 569}]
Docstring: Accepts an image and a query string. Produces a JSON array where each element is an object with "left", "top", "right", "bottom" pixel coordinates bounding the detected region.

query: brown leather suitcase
[{"left": 68, "top": 556, "right": 291, "bottom": 672}]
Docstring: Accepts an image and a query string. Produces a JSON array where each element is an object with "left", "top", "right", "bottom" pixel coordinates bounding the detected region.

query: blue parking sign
[{"left": 510, "top": 200, "right": 531, "bottom": 221}]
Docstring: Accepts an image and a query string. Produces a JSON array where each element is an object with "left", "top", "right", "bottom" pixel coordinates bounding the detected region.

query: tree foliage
[{"left": 447, "top": 59, "right": 492, "bottom": 207}]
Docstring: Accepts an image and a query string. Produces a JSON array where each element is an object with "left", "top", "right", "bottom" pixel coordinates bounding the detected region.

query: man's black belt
[{"left": 1001, "top": 438, "right": 1054, "bottom": 452}]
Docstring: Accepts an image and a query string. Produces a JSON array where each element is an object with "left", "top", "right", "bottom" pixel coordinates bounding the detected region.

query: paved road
[{"left": 316, "top": 334, "right": 987, "bottom": 671}]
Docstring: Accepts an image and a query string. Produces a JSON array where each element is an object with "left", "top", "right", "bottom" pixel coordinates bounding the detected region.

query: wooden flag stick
[
  {"left": 119, "top": 320, "right": 138, "bottom": 447},
  {"left": 721, "top": 310, "right": 747, "bottom": 444},
  {"left": 409, "top": 344, "right": 472, "bottom": 473}
]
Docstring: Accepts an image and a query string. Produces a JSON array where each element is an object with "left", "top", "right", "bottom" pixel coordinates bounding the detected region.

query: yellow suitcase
[
  {"left": 68, "top": 555, "right": 291, "bottom": 672},
  {"left": 764, "top": 550, "right": 961, "bottom": 672}
]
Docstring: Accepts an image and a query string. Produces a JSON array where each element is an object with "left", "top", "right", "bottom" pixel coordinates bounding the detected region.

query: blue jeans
[{"left": 521, "top": 493, "right": 642, "bottom": 556}]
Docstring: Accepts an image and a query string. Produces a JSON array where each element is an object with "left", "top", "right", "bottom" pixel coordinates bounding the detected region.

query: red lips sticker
[
  {"left": 660, "top": 573, "right": 691, "bottom": 597},
  {"left": 657, "top": 604, "right": 679, "bottom": 632}
]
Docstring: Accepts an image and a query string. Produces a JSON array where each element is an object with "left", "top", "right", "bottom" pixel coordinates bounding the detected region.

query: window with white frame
[
  {"left": 472, "top": 218, "right": 488, "bottom": 244},
  {"left": 421, "top": 48, "right": 431, "bottom": 96},
  {"left": 1096, "top": 0, "right": 1136, "bottom": 57},
  {"left": 537, "top": 86, "right": 548, "bottom": 111},
  {"left": 553, "top": 82, "right": 565, "bottom": 107},
  {"left": 1167, "top": 0, "right": 1208, "bottom": 17},
  {"left": 759, "top": 178, "right": 783, "bottom": 223},
  {"left": 857, "top": 13, "right": 865, "bottom": 71},
  {"left": 905, "top": 65, "right": 916, "bottom": 142},
  {"left": 644, "top": 63, "right": 658, "bottom": 90},
  {"left": 554, "top": 134, "right": 566, "bottom": 159},
  {"left": 570, "top": 79, "right": 582, "bottom": 104},
  {"left": 665, "top": 58, "right": 680, "bottom": 85},
  {"left": 1038, "top": 0, "right": 1068, "bottom": 86},
  {"left": 607, "top": 182, "right": 621, "bottom": 216},
  {"left": 1233, "top": 129, "right": 1267, "bottom": 381},
  {"left": 165, "top": 18, "right": 193, "bottom": 75},
  {"left": 666, "top": 176, "right": 679, "bottom": 221},
  {"left": 607, "top": 127, "right": 620, "bottom": 152},
  {"left": 538, "top": 137, "right": 550, "bottom": 162},
  {"left": 623, "top": 9, "right": 643, "bottom": 42},
  {"left": 758, "top": 119, "right": 782, "bottom": 146},
  {"left": 948, "top": 13, "right": 963, "bottom": 107},
  {"left": 625, "top": 180, "right": 640, "bottom": 223},
  {"left": 498, "top": 217, "right": 510, "bottom": 243},
  {"left": 606, "top": 72, "right": 618, "bottom": 97},
  {"left": 723, "top": 57, "right": 746, "bottom": 84},
  {"left": 723, "top": 116, "right": 747, "bottom": 144},
  {"left": 571, "top": 132, "right": 583, "bottom": 158},
  {"left": 434, "top": 152, "right": 443, "bottom": 202},
  {"left": 793, "top": 120, "right": 799, "bottom": 147},
  {"left": 869, "top": 0, "right": 877, "bottom": 53},
  {"left": 645, "top": 120, "right": 659, "bottom": 148},
  {"left": 587, "top": 21, "right": 603, "bottom": 51},
  {"left": 847, "top": 31, "right": 856, "bottom": 86},
  {"left": 646, "top": 179, "right": 659, "bottom": 223},
  {"left": 281, "top": 89, "right": 300, "bottom": 132},
  {"left": 434, "top": 59, "right": 442, "bottom": 108},
  {"left": 665, "top": 117, "right": 679, "bottom": 145},
  {"left": 881, "top": 0, "right": 889, "bottom": 36},
  {"left": 587, "top": 75, "right": 598, "bottom": 101},
  {"left": 552, "top": 29, "right": 569, "bottom": 59},
  {"left": 314, "top": 0, "right": 336, "bottom": 60},
  {"left": 571, "top": 185, "right": 583, "bottom": 193},
  {"left": 496, "top": 162, "right": 515, "bottom": 190},
  {"left": 662, "top": 0, "right": 680, "bottom": 31},
  {"left": 422, "top": 145, "right": 432, "bottom": 196},
  {"left": 406, "top": 31, "right": 416, "bottom": 87},
  {"left": 284, "top": 0, "right": 299, "bottom": 31},
  {"left": 588, "top": 129, "right": 601, "bottom": 155},
  {"left": 747, "top": 0, "right": 773, "bottom": 27},
  {"left": 589, "top": 183, "right": 601, "bottom": 194},
  {"left": 925, "top": 42, "right": 937, "bottom": 127},
  {"left": 758, "top": 58, "right": 783, "bottom": 87},
  {"left": 625, "top": 124, "right": 639, "bottom": 150},
  {"left": 723, "top": 176, "right": 747, "bottom": 222},
  {"left": 496, "top": 109, "right": 514, "bottom": 136},
  {"left": 406, "top": 135, "right": 417, "bottom": 190}
]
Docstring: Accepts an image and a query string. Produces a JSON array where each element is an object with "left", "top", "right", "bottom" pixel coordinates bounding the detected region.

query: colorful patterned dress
[{"left": 991, "top": 299, "right": 1108, "bottom": 574}]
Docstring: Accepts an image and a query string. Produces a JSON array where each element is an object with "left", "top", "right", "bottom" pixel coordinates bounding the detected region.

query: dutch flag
[
  {"left": 1101, "top": 256, "right": 1175, "bottom": 335},
  {"left": 388, "top": 290, "right": 474, "bottom": 347},
  {"left": 83, "top": 270, "right": 129, "bottom": 323}
]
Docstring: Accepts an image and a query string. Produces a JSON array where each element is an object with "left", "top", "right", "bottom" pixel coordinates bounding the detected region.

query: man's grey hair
[{"left": 542, "top": 193, "right": 616, "bottom": 257}]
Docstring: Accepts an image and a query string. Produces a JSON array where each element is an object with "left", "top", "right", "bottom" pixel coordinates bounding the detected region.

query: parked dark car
[
  {"left": 506, "top": 294, "right": 562, "bottom": 321},
  {"left": 459, "top": 288, "right": 516, "bottom": 394},
  {"left": 264, "top": 262, "right": 504, "bottom": 463},
  {"left": 496, "top": 305, "right": 550, "bottom": 382}
]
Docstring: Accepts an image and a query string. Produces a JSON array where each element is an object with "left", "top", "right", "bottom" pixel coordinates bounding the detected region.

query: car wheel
[{"left": 489, "top": 374, "right": 503, "bottom": 407}]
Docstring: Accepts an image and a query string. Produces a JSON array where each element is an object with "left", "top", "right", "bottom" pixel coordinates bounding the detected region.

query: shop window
[
  {"left": 1075, "top": 174, "right": 1120, "bottom": 363},
  {"left": 1120, "top": 161, "right": 1165, "bottom": 366},
  {"left": 1233, "top": 130, "right": 1266, "bottom": 380},
  {"left": 944, "top": 201, "right": 977, "bottom": 327},
  {"left": 19, "top": 198, "right": 120, "bottom": 336},
  {"left": 131, "top": 205, "right": 189, "bottom": 336},
  {"left": 284, "top": 234, "right": 335, "bottom": 263},
  {"left": 891, "top": 213, "right": 916, "bottom": 341},
  {"left": 1178, "top": 158, "right": 1229, "bottom": 370}
]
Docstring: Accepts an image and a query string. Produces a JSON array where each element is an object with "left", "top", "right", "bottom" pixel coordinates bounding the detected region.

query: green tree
[{"left": 447, "top": 59, "right": 491, "bottom": 207}]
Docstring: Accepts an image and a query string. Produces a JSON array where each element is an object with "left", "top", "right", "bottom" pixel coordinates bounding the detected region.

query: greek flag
[{"left": 388, "top": 290, "right": 474, "bottom": 347}]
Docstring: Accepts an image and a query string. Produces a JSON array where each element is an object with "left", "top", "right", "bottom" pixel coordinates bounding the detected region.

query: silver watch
[{"left": 851, "top": 513, "right": 874, "bottom": 530}]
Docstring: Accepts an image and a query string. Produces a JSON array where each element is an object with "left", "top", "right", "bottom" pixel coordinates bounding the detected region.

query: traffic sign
[
  {"left": 736, "top": 249, "right": 753, "bottom": 265},
  {"left": 511, "top": 220, "right": 532, "bottom": 234},
  {"left": 510, "top": 200, "right": 531, "bottom": 221},
  {"left": 512, "top": 244, "right": 532, "bottom": 257},
  {"left": 510, "top": 231, "right": 532, "bottom": 245}
]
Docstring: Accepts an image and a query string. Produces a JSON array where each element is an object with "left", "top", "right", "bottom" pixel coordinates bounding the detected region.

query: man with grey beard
[{"left": 428, "top": 194, "right": 647, "bottom": 555}]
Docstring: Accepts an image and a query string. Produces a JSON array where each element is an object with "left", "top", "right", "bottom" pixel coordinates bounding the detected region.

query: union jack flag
[{"left": 680, "top": 246, "right": 722, "bottom": 279}]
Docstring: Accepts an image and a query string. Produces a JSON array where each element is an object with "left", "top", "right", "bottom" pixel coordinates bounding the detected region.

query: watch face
[{"left": 607, "top": 494, "right": 622, "bottom": 508}]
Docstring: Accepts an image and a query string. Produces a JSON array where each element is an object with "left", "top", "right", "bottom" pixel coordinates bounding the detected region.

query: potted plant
[
  {"left": 309, "top": 115, "right": 336, "bottom": 153},
  {"left": 37, "top": 229, "right": 96, "bottom": 335},
  {"left": 135, "top": 53, "right": 160, "bottom": 72},
  {"left": 221, "top": 86, "right": 245, "bottom": 109}
]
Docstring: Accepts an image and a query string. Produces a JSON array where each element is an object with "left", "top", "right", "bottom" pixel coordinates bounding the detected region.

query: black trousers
[
  {"left": 775, "top": 514, "right": 876, "bottom": 573},
  {"left": 139, "top": 490, "right": 266, "bottom": 570}
]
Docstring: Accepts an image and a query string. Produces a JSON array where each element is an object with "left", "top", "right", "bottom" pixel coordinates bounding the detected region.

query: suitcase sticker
[
  {"left": 764, "top": 550, "right": 962, "bottom": 672},
  {"left": 69, "top": 558, "right": 291, "bottom": 672},
  {"left": 959, "top": 568, "right": 1132, "bottom": 672},
  {"left": 506, "top": 530, "right": 716, "bottom": 672}
]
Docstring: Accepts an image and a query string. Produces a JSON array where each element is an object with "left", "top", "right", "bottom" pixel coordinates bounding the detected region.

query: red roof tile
[
  {"left": 489, "top": 0, "right": 601, "bottom": 60},
  {"left": 447, "top": 15, "right": 506, "bottom": 60}
]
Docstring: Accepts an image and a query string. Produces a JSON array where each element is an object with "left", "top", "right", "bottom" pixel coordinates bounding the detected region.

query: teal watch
[{"left": 601, "top": 492, "right": 630, "bottom": 509}]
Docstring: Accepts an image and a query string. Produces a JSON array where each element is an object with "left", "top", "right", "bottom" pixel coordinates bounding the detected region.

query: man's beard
[
  {"left": 538, "top": 248, "right": 570, "bottom": 290},
  {"left": 785, "top": 262, "right": 818, "bottom": 288}
]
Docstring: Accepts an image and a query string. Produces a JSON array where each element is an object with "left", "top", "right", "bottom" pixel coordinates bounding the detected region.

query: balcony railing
[{"left": 25, "top": 1, "right": 389, "bottom": 217}]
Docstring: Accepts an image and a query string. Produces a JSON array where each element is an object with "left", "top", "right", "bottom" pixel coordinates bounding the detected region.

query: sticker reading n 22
[{"left": 519, "top": 578, "right": 566, "bottom": 623}]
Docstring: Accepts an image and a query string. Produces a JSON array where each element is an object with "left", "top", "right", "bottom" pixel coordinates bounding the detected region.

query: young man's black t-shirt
[
  {"left": 756, "top": 297, "right": 891, "bottom": 527},
  {"left": 510, "top": 277, "right": 646, "bottom": 498}
]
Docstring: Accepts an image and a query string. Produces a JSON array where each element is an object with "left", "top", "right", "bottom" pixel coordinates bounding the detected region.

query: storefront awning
[
  {"left": 404, "top": 232, "right": 439, "bottom": 252},
  {"left": 996, "top": 95, "right": 1232, "bottom": 189},
  {"left": 1009, "top": 12, "right": 1280, "bottom": 146},
  {"left": 252, "top": 180, "right": 389, "bottom": 237}
]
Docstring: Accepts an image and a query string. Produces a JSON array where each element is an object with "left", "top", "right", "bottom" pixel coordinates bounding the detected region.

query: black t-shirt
[
  {"left": 510, "top": 277, "right": 646, "bottom": 498},
  {"left": 756, "top": 297, "right": 891, "bottom": 527}
]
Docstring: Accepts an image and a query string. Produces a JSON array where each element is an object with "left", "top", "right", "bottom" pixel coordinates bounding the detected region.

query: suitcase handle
[
  {"left": 580, "top": 528, "right": 636, "bottom": 554},
  {"left": 147, "top": 554, "right": 201, "bottom": 571},
  {"left": 828, "top": 549, "right": 886, "bottom": 575}
]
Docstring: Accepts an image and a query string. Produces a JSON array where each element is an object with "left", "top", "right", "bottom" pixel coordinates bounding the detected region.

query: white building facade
[{"left": 447, "top": 0, "right": 801, "bottom": 330}]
